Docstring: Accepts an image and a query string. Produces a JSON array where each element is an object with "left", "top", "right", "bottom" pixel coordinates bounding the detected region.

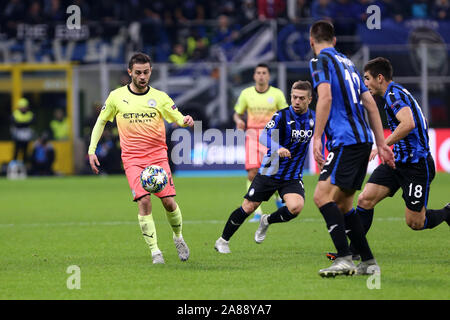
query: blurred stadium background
[{"left": 0, "top": 0, "right": 449, "bottom": 177}]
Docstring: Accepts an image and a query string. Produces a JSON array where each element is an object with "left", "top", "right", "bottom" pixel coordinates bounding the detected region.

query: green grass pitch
[{"left": 0, "top": 173, "right": 448, "bottom": 300}]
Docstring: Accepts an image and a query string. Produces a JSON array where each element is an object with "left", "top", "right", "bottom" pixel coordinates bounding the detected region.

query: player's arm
[
  {"left": 160, "top": 95, "right": 194, "bottom": 127},
  {"left": 385, "top": 107, "right": 415, "bottom": 147},
  {"left": 233, "top": 91, "right": 247, "bottom": 130},
  {"left": 313, "top": 83, "right": 332, "bottom": 167},
  {"left": 361, "top": 91, "right": 395, "bottom": 168},
  {"left": 259, "top": 113, "right": 290, "bottom": 158},
  {"left": 233, "top": 112, "right": 246, "bottom": 130},
  {"left": 88, "top": 117, "right": 107, "bottom": 174},
  {"left": 88, "top": 94, "right": 117, "bottom": 174}
]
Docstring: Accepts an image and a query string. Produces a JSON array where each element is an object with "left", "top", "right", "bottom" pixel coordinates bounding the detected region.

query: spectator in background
[
  {"left": 432, "top": 0, "right": 450, "bottom": 20},
  {"left": 44, "top": 0, "right": 65, "bottom": 22},
  {"left": 258, "top": 0, "right": 287, "bottom": 20},
  {"left": 175, "top": 0, "right": 206, "bottom": 22},
  {"left": 26, "top": 1, "right": 45, "bottom": 24},
  {"left": 187, "top": 28, "right": 210, "bottom": 61},
  {"left": 238, "top": 0, "right": 258, "bottom": 25},
  {"left": 411, "top": 0, "right": 431, "bottom": 18},
  {"left": 211, "top": 15, "right": 240, "bottom": 45},
  {"left": 311, "top": 0, "right": 336, "bottom": 21},
  {"left": 169, "top": 43, "right": 188, "bottom": 65},
  {"left": 333, "top": 0, "right": 358, "bottom": 35},
  {"left": 50, "top": 108, "right": 69, "bottom": 140},
  {"left": 11, "top": 98, "right": 35, "bottom": 165},
  {"left": 354, "top": 0, "right": 372, "bottom": 24},
  {"left": 3, "top": 0, "right": 26, "bottom": 36},
  {"left": 293, "top": 0, "right": 311, "bottom": 21},
  {"left": 375, "top": 0, "right": 406, "bottom": 22},
  {"left": 30, "top": 132, "right": 55, "bottom": 176}
]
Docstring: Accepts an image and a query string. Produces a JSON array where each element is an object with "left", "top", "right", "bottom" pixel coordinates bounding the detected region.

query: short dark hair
[
  {"left": 255, "top": 63, "right": 270, "bottom": 73},
  {"left": 364, "top": 57, "right": 393, "bottom": 81},
  {"left": 310, "top": 20, "right": 335, "bottom": 43},
  {"left": 128, "top": 52, "right": 152, "bottom": 70},
  {"left": 291, "top": 80, "right": 312, "bottom": 96}
]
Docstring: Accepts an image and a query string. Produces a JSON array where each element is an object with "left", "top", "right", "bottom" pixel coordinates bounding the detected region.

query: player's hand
[
  {"left": 236, "top": 119, "right": 246, "bottom": 130},
  {"left": 377, "top": 144, "right": 396, "bottom": 169},
  {"left": 313, "top": 136, "right": 325, "bottom": 168},
  {"left": 369, "top": 148, "right": 378, "bottom": 161},
  {"left": 89, "top": 154, "right": 100, "bottom": 174},
  {"left": 277, "top": 147, "right": 291, "bottom": 158},
  {"left": 183, "top": 115, "right": 194, "bottom": 127}
]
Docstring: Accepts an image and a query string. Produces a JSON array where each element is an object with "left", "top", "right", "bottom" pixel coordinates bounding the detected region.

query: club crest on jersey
[
  {"left": 267, "top": 97, "right": 274, "bottom": 104},
  {"left": 147, "top": 99, "right": 157, "bottom": 107},
  {"left": 266, "top": 120, "right": 275, "bottom": 129},
  {"left": 309, "top": 119, "right": 314, "bottom": 127}
]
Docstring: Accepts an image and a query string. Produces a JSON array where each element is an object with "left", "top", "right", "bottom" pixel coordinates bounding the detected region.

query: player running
[
  {"left": 326, "top": 57, "right": 450, "bottom": 261},
  {"left": 88, "top": 53, "right": 194, "bottom": 265},
  {"left": 309, "top": 21, "right": 395, "bottom": 277},
  {"left": 215, "top": 80, "right": 317, "bottom": 253},
  {"left": 233, "top": 63, "right": 289, "bottom": 222}
]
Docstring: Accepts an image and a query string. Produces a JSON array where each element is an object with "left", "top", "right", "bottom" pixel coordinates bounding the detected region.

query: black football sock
[
  {"left": 349, "top": 206, "right": 374, "bottom": 255},
  {"left": 267, "top": 206, "right": 297, "bottom": 224},
  {"left": 319, "top": 202, "right": 351, "bottom": 258},
  {"left": 344, "top": 209, "right": 374, "bottom": 261},
  {"left": 422, "top": 206, "right": 449, "bottom": 229},
  {"left": 221, "top": 207, "right": 250, "bottom": 241}
]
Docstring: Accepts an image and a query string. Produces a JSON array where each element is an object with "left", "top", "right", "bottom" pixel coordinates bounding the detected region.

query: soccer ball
[{"left": 140, "top": 165, "right": 168, "bottom": 193}]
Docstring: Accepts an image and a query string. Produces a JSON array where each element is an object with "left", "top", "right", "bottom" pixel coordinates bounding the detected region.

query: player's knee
[
  {"left": 357, "top": 191, "right": 375, "bottom": 209},
  {"left": 161, "top": 197, "right": 177, "bottom": 212},
  {"left": 286, "top": 203, "right": 303, "bottom": 216},
  {"left": 313, "top": 190, "right": 325, "bottom": 207},
  {"left": 405, "top": 217, "right": 425, "bottom": 230},
  {"left": 242, "top": 200, "right": 259, "bottom": 214}
]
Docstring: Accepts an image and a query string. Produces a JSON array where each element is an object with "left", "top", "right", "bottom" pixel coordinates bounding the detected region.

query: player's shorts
[
  {"left": 319, "top": 143, "right": 372, "bottom": 191},
  {"left": 244, "top": 173, "right": 305, "bottom": 202},
  {"left": 124, "top": 159, "right": 176, "bottom": 201},
  {"left": 245, "top": 128, "right": 267, "bottom": 170},
  {"left": 367, "top": 154, "right": 435, "bottom": 212}
]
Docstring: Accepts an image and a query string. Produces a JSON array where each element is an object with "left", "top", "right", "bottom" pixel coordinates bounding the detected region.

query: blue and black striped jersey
[
  {"left": 258, "top": 106, "right": 315, "bottom": 180},
  {"left": 383, "top": 81, "right": 430, "bottom": 163},
  {"left": 309, "top": 47, "right": 373, "bottom": 150}
]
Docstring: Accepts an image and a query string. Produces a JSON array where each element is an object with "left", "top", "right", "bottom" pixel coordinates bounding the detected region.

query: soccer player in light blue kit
[{"left": 309, "top": 21, "right": 395, "bottom": 277}]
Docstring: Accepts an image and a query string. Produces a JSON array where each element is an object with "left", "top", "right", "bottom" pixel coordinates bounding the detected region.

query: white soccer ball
[{"left": 140, "top": 165, "right": 168, "bottom": 193}]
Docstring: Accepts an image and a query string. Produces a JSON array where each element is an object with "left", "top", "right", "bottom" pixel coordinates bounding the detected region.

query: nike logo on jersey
[
  {"left": 123, "top": 99, "right": 129, "bottom": 104},
  {"left": 287, "top": 120, "right": 295, "bottom": 124},
  {"left": 311, "top": 58, "right": 318, "bottom": 62},
  {"left": 320, "top": 169, "right": 327, "bottom": 175},
  {"left": 143, "top": 232, "right": 154, "bottom": 238},
  {"left": 411, "top": 200, "right": 420, "bottom": 205},
  {"left": 230, "top": 220, "right": 241, "bottom": 226},
  {"left": 328, "top": 224, "right": 338, "bottom": 233}
]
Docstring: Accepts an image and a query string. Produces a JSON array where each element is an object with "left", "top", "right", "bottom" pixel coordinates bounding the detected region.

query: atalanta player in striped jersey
[
  {"left": 215, "top": 81, "right": 318, "bottom": 254},
  {"left": 350, "top": 57, "right": 449, "bottom": 243},
  {"left": 309, "top": 21, "right": 395, "bottom": 277}
]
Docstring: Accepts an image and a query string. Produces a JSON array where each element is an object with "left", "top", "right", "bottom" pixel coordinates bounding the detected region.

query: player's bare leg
[
  {"left": 161, "top": 196, "right": 189, "bottom": 261},
  {"left": 137, "top": 195, "right": 164, "bottom": 264}
]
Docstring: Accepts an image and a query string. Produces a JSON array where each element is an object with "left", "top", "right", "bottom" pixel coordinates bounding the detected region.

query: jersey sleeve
[
  {"left": 234, "top": 91, "right": 247, "bottom": 115},
  {"left": 386, "top": 89, "right": 410, "bottom": 115},
  {"left": 276, "top": 90, "right": 289, "bottom": 110},
  {"left": 159, "top": 93, "right": 185, "bottom": 126},
  {"left": 98, "top": 92, "right": 118, "bottom": 123},
  {"left": 356, "top": 70, "right": 368, "bottom": 94},
  {"left": 259, "top": 111, "right": 283, "bottom": 150},
  {"left": 309, "top": 54, "right": 331, "bottom": 89}
]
